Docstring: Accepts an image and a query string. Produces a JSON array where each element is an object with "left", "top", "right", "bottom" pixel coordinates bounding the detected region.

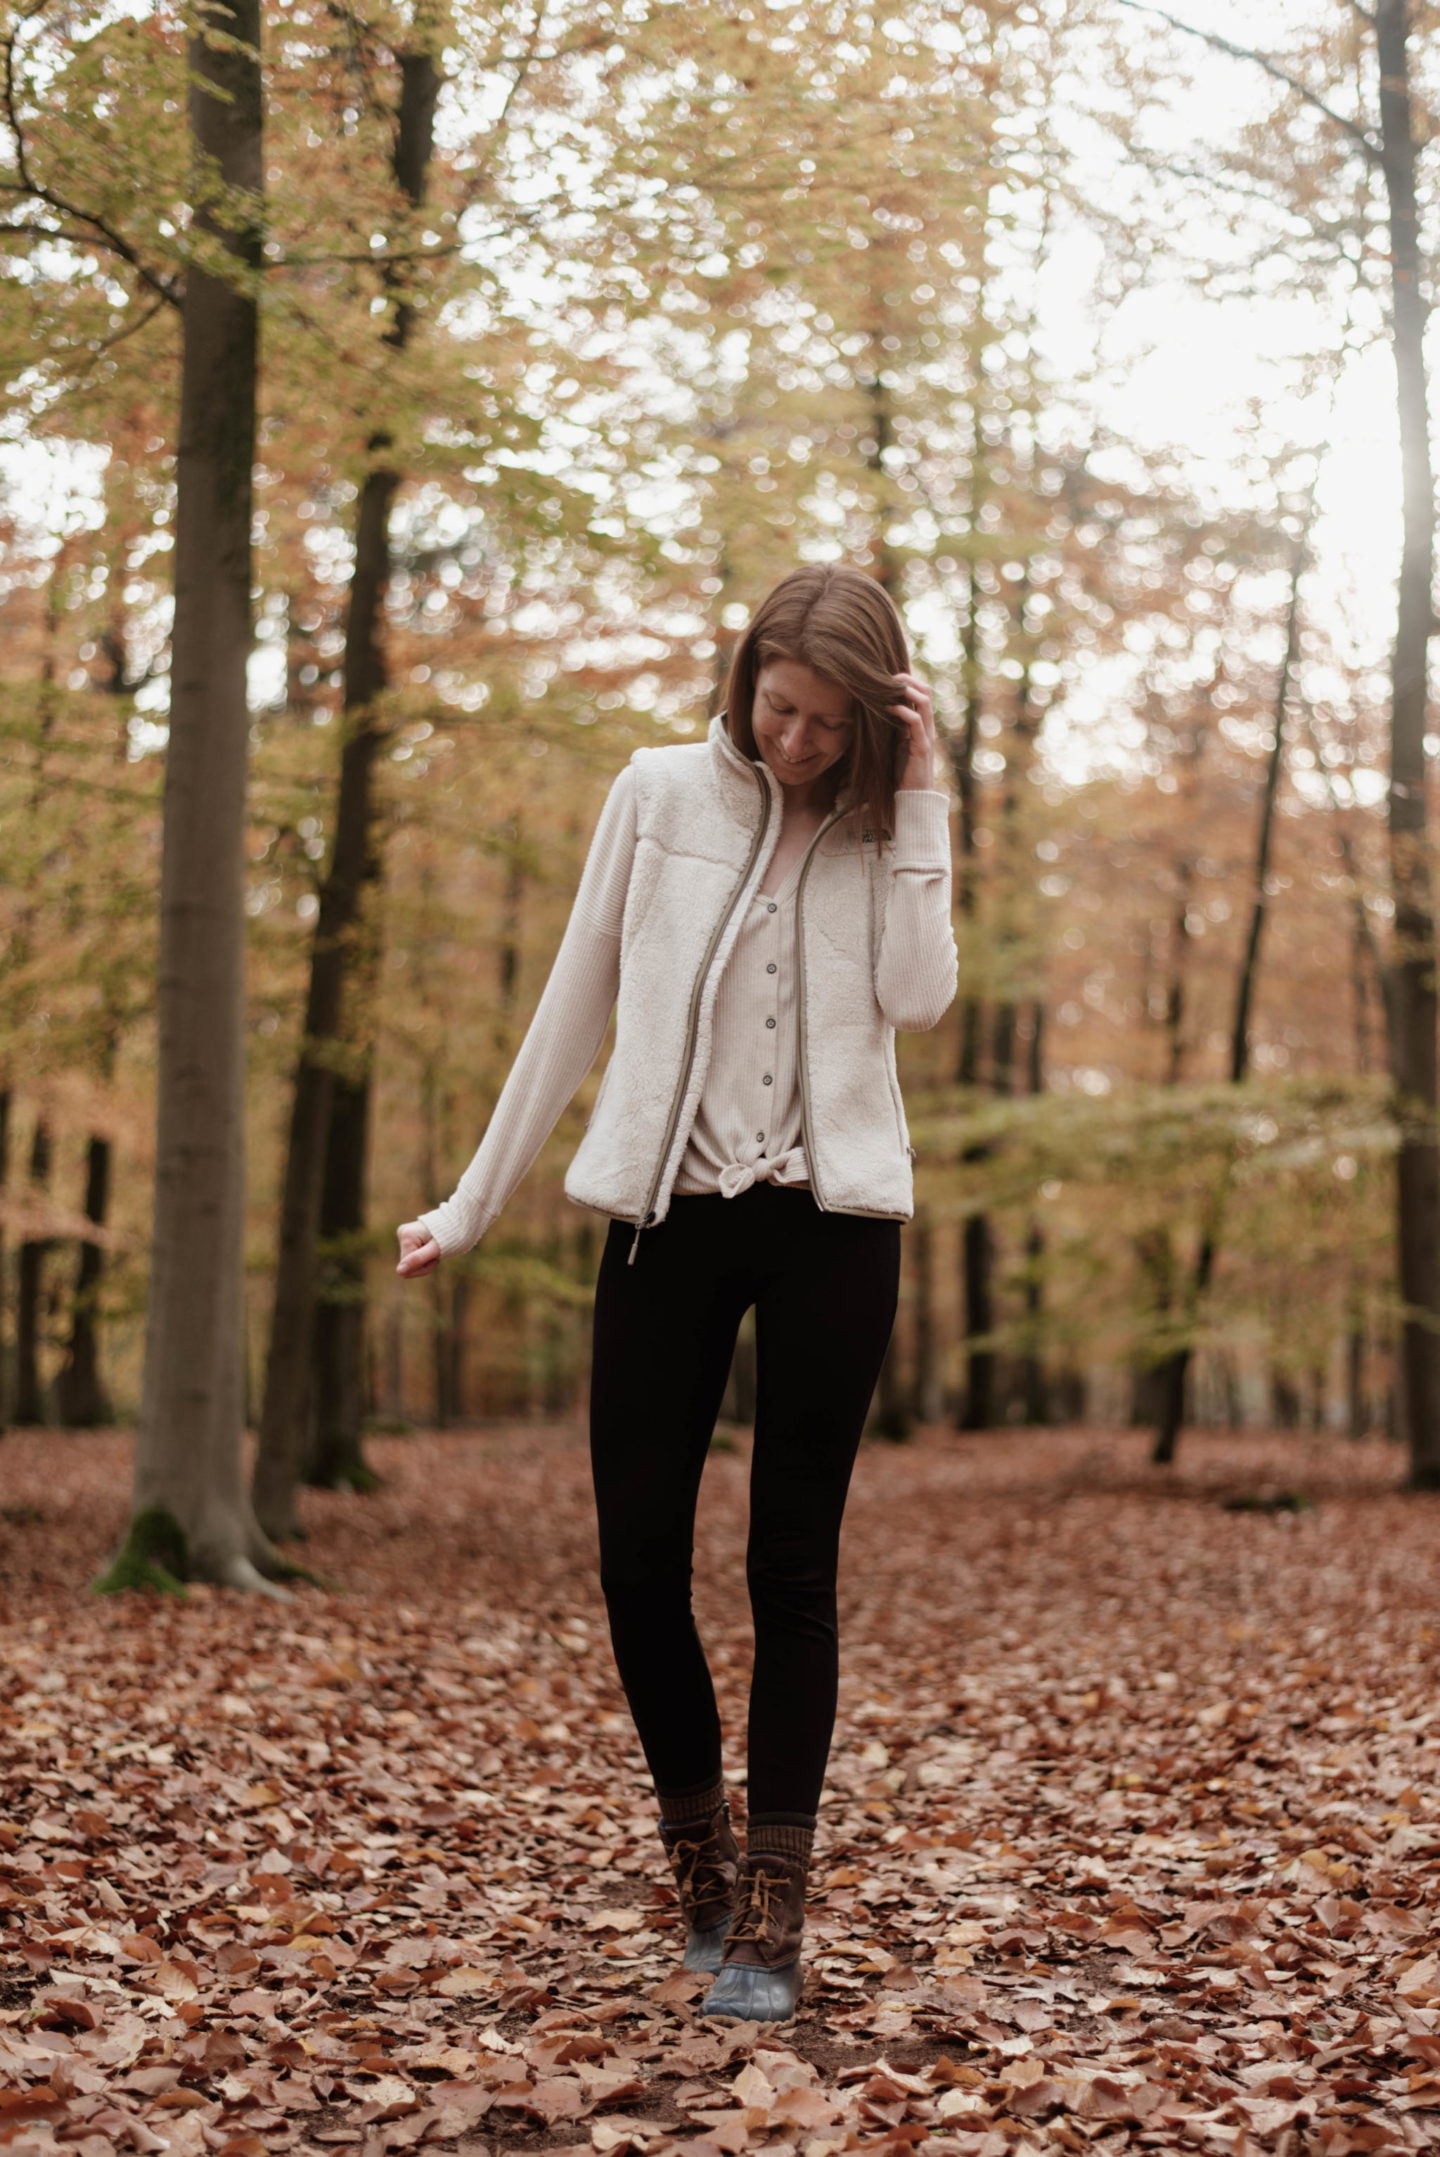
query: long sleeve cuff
[
  {"left": 417, "top": 1197, "right": 496, "bottom": 1260},
  {"left": 891, "top": 788, "right": 953, "bottom": 872}
]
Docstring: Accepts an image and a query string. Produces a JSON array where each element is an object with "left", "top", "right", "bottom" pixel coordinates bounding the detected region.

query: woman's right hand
[{"left": 396, "top": 1222, "right": 441, "bottom": 1278}]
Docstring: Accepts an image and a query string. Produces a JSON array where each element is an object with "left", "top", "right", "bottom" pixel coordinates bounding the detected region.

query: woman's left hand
[{"left": 890, "top": 671, "right": 937, "bottom": 791}]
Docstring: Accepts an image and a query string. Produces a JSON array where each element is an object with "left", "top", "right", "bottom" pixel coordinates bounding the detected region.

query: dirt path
[{"left": 2, "top": 1425, "right": 1437, "bottom": 2155}]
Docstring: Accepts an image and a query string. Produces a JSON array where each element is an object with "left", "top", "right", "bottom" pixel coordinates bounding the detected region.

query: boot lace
[
  {"left": 666, "top": 1828, "right": 730, "bottom": 1912},
  {"left": 724, "top": 1862, "right": 790, "bottom": 1949}
]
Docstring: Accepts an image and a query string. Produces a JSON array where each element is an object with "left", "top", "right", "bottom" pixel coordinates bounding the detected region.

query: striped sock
[
  {"left": 747, "top": 1818, "right": 815, "bottom": 1866},
  {"left": 657, "top": 1777, "right": 727, "bottom": 1828}
]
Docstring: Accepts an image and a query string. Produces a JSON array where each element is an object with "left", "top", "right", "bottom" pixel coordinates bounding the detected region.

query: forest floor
[{"left": 1, "top": 1423, "right": 1439, "bottom": 2157}]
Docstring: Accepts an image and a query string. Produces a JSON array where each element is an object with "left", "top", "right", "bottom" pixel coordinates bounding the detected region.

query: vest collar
[
  {"left": 707, "top": 710, "right": 856, "bottom": 821},
  {"left": 707, "top": 711, "right": 775, "bottom": 817}
]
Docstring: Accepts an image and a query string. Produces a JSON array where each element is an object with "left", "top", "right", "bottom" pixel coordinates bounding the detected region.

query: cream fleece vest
[{"left": 563, "top": 717, "right": 920, "bottom": 1238}]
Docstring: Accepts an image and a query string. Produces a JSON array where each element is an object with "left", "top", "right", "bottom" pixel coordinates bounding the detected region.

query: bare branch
[
  {"left": 1114, "top": 0, "right": 1382, "bottom": 165},
  {"left": 87, "top": 293, "right": 168, "bottom": 356},
  {"left": 268, "top": 237, "right": 467, "bottom": 270}
]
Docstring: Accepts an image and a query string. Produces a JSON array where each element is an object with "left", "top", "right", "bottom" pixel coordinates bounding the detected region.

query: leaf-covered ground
[{"left": 2, "top": 1423, "right": 1439, "bottom": 2157}]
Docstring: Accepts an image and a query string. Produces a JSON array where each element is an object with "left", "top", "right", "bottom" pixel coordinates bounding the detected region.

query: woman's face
[{"left": 751, "top": 659, "right": 854, "bottom": 797}]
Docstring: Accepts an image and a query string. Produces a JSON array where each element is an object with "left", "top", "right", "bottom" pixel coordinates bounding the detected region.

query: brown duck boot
[
  {"left": 702, "top": 1822, "right": 812, "bottom": 2022},
  {"left": 657, "top": 1792, "right": 740, "bottom": 1975}
]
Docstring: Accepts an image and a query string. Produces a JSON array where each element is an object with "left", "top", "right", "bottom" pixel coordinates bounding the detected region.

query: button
[
  {"left": 756, "top": 1132, "right": 765, "bottom": 1143},
  {"left": 767, "top": 902, "right": 777, "bottom": 914},
  {"left": 766, "top": 962, "right": 777, "bottom": 974},
  {"left": 765, "top": 1017, "right": 776, "bottom": 1029},
  {"left": 762, "top": 1074, "right": 773, "bottom": 1085}
]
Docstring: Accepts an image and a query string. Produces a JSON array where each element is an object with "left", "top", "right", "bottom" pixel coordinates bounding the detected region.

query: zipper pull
[{"left": 627, "top": 1223, "right": 643, "bottom": 1266}]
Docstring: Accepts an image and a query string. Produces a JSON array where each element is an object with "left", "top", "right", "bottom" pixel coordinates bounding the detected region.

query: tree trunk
[
  {"left": 1131, "top": 724, "right": 1204, "bottom": 1413},
  {"left": 253, "top": 48, "right": 440, "bottom": 1534},
  {"left": 1348, "top": 1301, "right": 1367, "bottom": 1438},
  {"left": 1021, "top": 1216, "right": 1047, "bottom": 1424},
  {"left": 1272, "top": 1367, "right": 1302, "bottom": 1430},
  {"left": 1152, "top": 1233, "right": 1213, "bottom": 1465},
  {"left": 960, "top": 1212, "right": 995, "bottom": 1429},
  {"left": 910, "top": 1206, "right": 941, "bottom": 1424},
  {"left": 434, "top": 1272, "right": 469, "bottom": 1427},
  {"left": 1164, "top": 864, "right": 1194, "bottom": 1085},
  {"left": 957, "top": 629, "right": 991, "bottom": 1432},
  {"left": 14, "top": 1117, "right": 51, "bottom": 1426},
  {"left": 99, "top": 2, "right": 279, "bottom": 1596},
  {"left": 952, "top": 496, "right": 994, "bottom": 1426},
  {"left": 1151, "top": 494, "right": 1311, "bottom": 1465},
  {"left": 308, "top": 1071, "right": 380, "bottom": 1492},
  {"left": 1021, "top": 1003, "right": 1048, "bottom": 1424},
  {"left": 951, "top": 474, "right": 984, "bottom": 1092},
  {"left": 1376, "top": 2, "right": 1440, "bottom": 1487},
  {"left": 54, "top": 1135, "right": 113, "bottom": 1427},
  {"left": 385, "top": 1291, "right": 406, "bottom": 1426},
  {"left": 1226, "top": 517, "right": 1307, "bottom": 1088}
]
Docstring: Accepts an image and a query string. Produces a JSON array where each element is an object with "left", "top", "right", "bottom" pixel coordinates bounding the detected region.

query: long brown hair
[{"left": 723, "top": 565, "right": 911, "bottom": 840}]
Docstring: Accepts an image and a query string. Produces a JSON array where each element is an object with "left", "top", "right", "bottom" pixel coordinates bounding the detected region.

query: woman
[{"left": 396, "top": 564, "right": 957, "bottom": 2022}]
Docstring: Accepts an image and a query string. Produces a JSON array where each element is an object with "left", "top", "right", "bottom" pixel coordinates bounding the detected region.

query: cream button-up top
[{"left": 674, "top": 869, "right": 810, "bottom": 1198}]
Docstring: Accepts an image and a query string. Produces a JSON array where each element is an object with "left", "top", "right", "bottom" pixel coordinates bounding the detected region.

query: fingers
[
  {"left": 889, "top": 673, "right": 937, "bottom": 790},
  {"left": 395, "top": 1223, "right": 441, "bottom": 1277},
  {"left": 889, "top": 672, "right": 934, "bottom": 728},
  {"left": 888, "top": 682, "right": 935, "bottom": 750}
]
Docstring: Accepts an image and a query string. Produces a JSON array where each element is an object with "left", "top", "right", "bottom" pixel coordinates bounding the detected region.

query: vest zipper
[
  {"left": 794, "top": 806, "right": 845, "bottom": 1214},
  {"left": 628, "top": 763, "right": 776, "bottom": 1263}
]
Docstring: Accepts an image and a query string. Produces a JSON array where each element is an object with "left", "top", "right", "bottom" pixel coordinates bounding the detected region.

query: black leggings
[{"left": 589, "top": 1184, "right": 900, "bottom": 1821}]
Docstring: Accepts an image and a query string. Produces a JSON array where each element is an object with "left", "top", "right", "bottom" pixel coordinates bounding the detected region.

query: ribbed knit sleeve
[
  {"left": 875, "top": 789, "right": 958, "bottom": 1032},
  {"left": 415, "top": 768, "right": 637, "bottom": 1257}
]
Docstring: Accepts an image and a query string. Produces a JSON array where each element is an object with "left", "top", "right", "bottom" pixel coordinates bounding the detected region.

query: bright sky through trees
[{"left": 0, "top": 0, "right": 1418, "bottom": 796}]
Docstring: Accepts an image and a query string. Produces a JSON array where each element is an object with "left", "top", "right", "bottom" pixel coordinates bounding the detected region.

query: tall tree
[
  {"left": 955, "top": 400, "right": 996, "bottom": 1430},
  {"left": 253, "top": 35, "right": 441, "bottom": 1539},
  {"left": 1374, "top": 0, "right": 1440, "bottom": 1484},
  {"left": 53, "top": 1133, "right": 113, "bottom": 1427},
  {"left": 100, "top": 0, "right": 279, "bottom": 1591},
  {"left": 13, "top": 1114, "right": 49, "bottom": 1425}
]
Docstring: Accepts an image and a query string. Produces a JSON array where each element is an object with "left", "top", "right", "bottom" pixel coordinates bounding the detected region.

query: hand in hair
[{"left": 890, "top": 672, "right": 937, "bottom": 791}]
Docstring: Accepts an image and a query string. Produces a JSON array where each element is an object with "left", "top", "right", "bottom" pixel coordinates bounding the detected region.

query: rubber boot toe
[
  {"left": 701, "top": 1959, "right": 803, "bottom": 2022},
  {"left": 683, "top": 1917, "right": 730, "bottom": 1976}
]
